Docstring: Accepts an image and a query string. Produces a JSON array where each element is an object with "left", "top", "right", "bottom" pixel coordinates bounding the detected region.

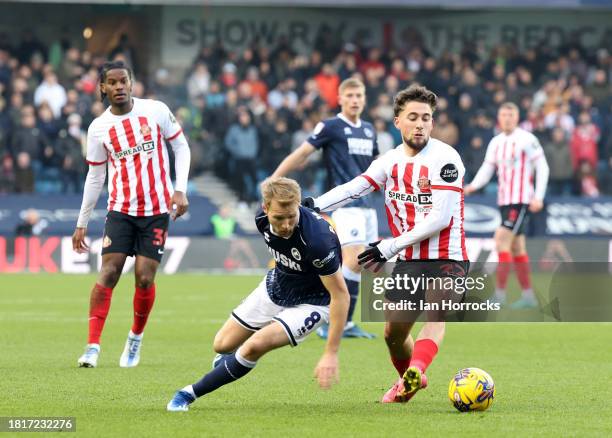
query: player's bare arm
[
  {"left": 271, "top": 142, "right": 316, "bottom": 178},
  {"left": 316, "top": 269, "right": 350, "bottom": 389}
]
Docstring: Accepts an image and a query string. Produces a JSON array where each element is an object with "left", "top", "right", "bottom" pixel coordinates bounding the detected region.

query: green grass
[{"left": 1, "top": 274, "right": 611, "bottom": 437}]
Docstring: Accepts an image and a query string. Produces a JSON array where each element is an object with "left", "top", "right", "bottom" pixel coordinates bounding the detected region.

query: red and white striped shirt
[
  {"left": 362, "top": 139, "right": 467, "bottom": 261},
  {"left": 85, "top": 98, "right": 184, "bottom": 217},
  {"left": 479, "top": 128, "right": 546, "bottom": 206}
]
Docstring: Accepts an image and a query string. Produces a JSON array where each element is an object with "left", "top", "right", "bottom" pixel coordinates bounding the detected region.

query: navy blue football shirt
[
  {"left": 255, "top": 205, "right": 342, "bottom": 306},
  {"left": 308, "top": 113, "right": 379, "bottom": 208}
]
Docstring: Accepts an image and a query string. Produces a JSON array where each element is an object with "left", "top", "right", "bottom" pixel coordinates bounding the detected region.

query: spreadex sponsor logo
[
  {"left": 386, "top": 190, "right": 432, "bottom": 205},
  {"left": 114, "top": 141, "right": 155, "bottom": 159}
]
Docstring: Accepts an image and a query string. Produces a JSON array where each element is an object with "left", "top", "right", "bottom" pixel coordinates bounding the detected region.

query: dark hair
[
  {"left": 99, "top": 60, "right": 132, "bottom": 101},
  {"left": 393, "top": 84, "right": 438, "bottom": 117}
]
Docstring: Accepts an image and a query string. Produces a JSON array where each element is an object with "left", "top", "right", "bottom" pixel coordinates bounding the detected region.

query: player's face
[
  {"left": 264, "top": 200, "right": 299, "bottom": 238},
  {"left": 339, "top": 86, "right": 365, "bottom": 119},
  {"left": 101, "top": 68, "right": 132, "bottom": 106},
  {"left": 498, "top": 107, "right": 519, "bottom": 133},
  {"left": 394, "top": 101, "right": 433, "bottom": 151}
]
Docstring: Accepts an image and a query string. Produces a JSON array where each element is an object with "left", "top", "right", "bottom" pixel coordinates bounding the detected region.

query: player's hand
[
  {"left": 314, "top": 352, "right": 339, "bottom": 389},
  {"left": 357, "top": 240, "right": 388, "bottom": 272},
  {"left": 464, "top": 185, "right": 475, "bottom": 196},
  {"left": 301, "top": 197, "right": 320, "bottom": 213},
  {"left": 529, "top": 199, "right": 544, "bottom": 213},
  {"left": 72, "top": 227, "right": 89, "bottom": 254},
  {"left": 171, "top": 191, "right": 189, "bottom": 221}
]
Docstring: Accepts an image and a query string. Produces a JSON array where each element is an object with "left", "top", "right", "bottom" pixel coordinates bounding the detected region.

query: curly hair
[{"left": 393, "top": 84, "right": 438, "bottom": 116}]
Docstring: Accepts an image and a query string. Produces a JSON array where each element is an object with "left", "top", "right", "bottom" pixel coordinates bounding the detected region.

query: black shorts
[
  {"left": 385, "top": 259, "right": 470, "bottom": 303},
  {"left": 101, "top": 211, "right": 169, "bottom": 262},
  {"left": 499, "top": 204, "right": 530, "bottom": 235}
]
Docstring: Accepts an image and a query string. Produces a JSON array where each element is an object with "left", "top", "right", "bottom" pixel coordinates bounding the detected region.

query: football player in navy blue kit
[
  {"left": 273, "top": 78, "right": 378, "bottom": 339},
  {"left": 167, "top": 177, "right": 350, "bottom": 411}
]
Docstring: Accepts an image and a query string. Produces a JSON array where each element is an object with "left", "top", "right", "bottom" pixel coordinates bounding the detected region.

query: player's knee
[
  {"left": 239, "top": 338, "right": 268, "bottom": 361},
  {"left": 135, "top": 273, "right": 155, "bottom": 289},
  {"left": 212, "top": 334, "right": 234, "bottom": 354},
  {"left": 99, "top": 263, "right": 122, "bottom": 286}
]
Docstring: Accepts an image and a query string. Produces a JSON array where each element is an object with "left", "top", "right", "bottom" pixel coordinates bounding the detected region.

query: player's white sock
[
  {"left": 522, "top": 288, "right": 534, "bottom": 298},
  {"left": 494, "top": 288, "right": 506, "bottom": 300},
  {"left": 182, "top": 385, "right": 196, "bottom": 398}
]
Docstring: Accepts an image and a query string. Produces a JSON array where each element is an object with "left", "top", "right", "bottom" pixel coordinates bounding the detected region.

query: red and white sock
[
  {"left": 513, "top": 254, "right": 534, "bottom": 297},
  {"left": 496, "top": 251, "right": 513, "bottom": 296},
  {"left": 409, "top": 339, "right": 439, "bottom": 373},
  {"left": 132, "top": 284, "right": 156, "bottom": 335},
  {"left": 88, "top": 283, "right": 113, "bottom": 344}
]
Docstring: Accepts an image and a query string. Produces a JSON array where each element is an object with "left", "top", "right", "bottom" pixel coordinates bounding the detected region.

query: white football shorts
[
  {"left": 331, "top": 207, "right": 379, "bottom": 246},
  {"left": 231, "top": 277, "right": 330, "bottom": 347}
]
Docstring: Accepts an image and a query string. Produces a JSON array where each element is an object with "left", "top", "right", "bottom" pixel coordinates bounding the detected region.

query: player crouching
[{"left": 167, "top": 177, "right": 350, "bottom": 411}]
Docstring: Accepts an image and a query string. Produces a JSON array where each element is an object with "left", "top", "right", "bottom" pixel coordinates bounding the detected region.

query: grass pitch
[{"left": 1, "top": 274, "right": 611, "bottom": 437}]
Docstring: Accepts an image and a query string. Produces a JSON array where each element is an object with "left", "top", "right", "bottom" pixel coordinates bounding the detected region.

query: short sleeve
[
  {"left": 307, "top": 121, "right": 333, "bottom": 150},
  {"left": 430, "top": 151, "right": 465, "bottom": 191},
  {"left": 85, "top": 123, "right": 108, "bottom": 165},
  {"left": 156, "top": 101, "right": 183, "bottom": 140},
  {"left": 360, "top": 155, "right": 388, "bottom": 191},
  {"left": 309, "top": 237, "right": 341, "bottom": 276}
]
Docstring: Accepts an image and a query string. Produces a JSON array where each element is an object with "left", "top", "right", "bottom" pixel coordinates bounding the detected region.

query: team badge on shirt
[
  {"left": 291, "top": 247, "right": 301, "bottom": 261},
  {"left": 140, "top": 124, "right": 151, "bottom": 136},
  {"left": 418, "top": 176, "right": 431, "bottom": 191}
]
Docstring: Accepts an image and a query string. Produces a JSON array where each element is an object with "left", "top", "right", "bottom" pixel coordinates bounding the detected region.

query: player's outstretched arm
[
  {"left": 271, "top": 142, "right": 316, "bottom": 178},
  {"left": 314, "top": 175, "right": 377, "bottom": 212},
  {"left": 74, "top": 164, "right": 107, "bottom": 253},
  {"left": 316, "top": 269, "right": 350, "bottom": 389},
  {"left": 464, "top": 161, "right": 495, "bottom": 195}
]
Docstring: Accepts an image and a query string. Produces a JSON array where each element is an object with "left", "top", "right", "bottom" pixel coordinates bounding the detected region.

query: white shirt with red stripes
[
  {"left": 84, "top": 97, "right": 186, "bottom": 218},
  {"left": 470, "top": 127, "right": 549, "bottom": 206},
  {"left": 315, "top": 138, "right": 468, "bottom": 262}
]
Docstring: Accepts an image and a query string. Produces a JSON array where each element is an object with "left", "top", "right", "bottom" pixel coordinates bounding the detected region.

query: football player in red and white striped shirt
[
  {"left": 465, "top": 102, "right": 549, "bottom": 309},
  {"left": 307, "top": 85, "right": 469, "bottom": 404},
  {"left": 72, "top": 61, "right": 191, "bottom": 368}
]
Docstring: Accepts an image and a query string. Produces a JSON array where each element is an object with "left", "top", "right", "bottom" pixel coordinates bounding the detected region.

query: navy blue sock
[
  {"left": 346, "top": 279, "right": 359, "bottom": 322},
  {"left": 192, "top": 352, "right": 255, "bottom": 398}
]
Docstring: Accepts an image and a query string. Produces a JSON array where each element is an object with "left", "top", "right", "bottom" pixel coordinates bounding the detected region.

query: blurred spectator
[
  {"left": 16, "top": 30, "right": 46, "bottom": 64},
  {"left": 186, "top": 62, "right": 210, "bottom": 103},
  {"left": 224, "top": 110, "right": 259, "bottom": 203},
  {"left": 543, "top": 127, "right": 574, "bottom": 196},
  {"left": 268, "top": 78, "right": 298, "bottom": 110},
  {"left": 0, "top": 155, "right": 16, "bottom": 192},
  {"left": 464, "top": 136, "right": 487, "bottom": 184},
  {"left": 544, "top": 102, "right": 575, "bottom": 137},
  {"left": 374, "top": 119, "right": 395, "bottom": 154},
  {"left": 431, "top": 111, "right": 459, "bottom": 147},
  {"left": 314, "top": 63, "right": 340, "bottom": 109},
  {"left": 10, "top": 106, "right": 50, "bottom": 191},
  {"left": 570, "top": 111, "right": 600, "bottom": 171},
  {"left": 56, "top": 113, "right": 86, "bottom": 193},
  {"left": 576, "top": 160, "right": 599, "bottom": 198},
  {"left": 34, "top": 70, "right": 66, "bottom": 118},
  {"left": 15, "top": 208, "right": 47, "bottom": 236}
]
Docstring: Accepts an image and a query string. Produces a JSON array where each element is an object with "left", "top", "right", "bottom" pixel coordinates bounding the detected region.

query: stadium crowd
[{"left": 0, "top": 29, "right": 610, "bottom": 200}]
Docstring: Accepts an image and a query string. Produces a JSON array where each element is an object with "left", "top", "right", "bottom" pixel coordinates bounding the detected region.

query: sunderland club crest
[
  {"left": 140, "top": 124, "right": 152, "bottom": 137},
  {"left": 418, "top": 176, "right": 431, "bottom": 191}
]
